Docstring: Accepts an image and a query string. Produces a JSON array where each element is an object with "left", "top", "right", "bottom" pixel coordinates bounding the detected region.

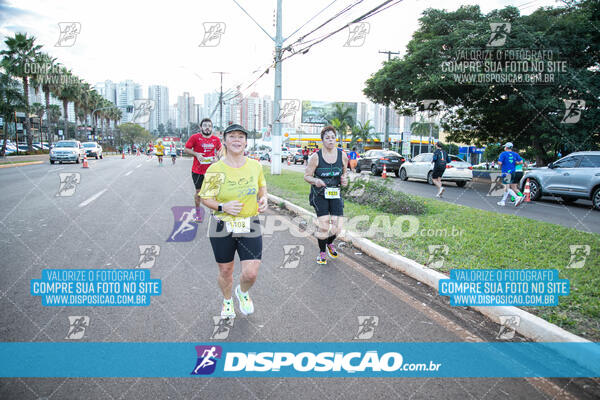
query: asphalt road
[
  {"left": 280, "top": 162, "right": 600, "bottom": 234},
  {"left": 0, "top": 156, "right": 595, "bottom": 399}
]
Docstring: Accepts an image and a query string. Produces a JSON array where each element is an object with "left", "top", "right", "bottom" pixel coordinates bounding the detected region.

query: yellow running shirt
[
  {"left": 155, "top": 144, "right": 165, "bottom": 156},
  {"left": 199, "top": 158, "right": 266, "bottom": 222}
]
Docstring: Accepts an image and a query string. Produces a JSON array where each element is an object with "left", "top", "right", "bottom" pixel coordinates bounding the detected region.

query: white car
[
  {"left": 82, "top": 142, "right": 103, "bottom": 159},
  {"left": 399, "top": 153, "right": 473, "bottom": 187},
  {"left": 49, "top": 140, "right": 86, "bottom": 164}
]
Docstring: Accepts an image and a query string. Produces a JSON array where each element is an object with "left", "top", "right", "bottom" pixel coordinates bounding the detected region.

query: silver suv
[{"left": 519, "top": 151, "right": 600, "bottom": 210}]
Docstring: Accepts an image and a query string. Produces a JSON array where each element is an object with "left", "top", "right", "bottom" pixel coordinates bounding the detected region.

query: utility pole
[
  {"left": 212, "top": 72, "right": 229, "bottom": 130},
  {"left": 379, "top": 50, "right": 400, "bottom": 150}
]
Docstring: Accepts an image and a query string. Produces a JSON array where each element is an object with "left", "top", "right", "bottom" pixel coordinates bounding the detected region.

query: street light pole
[{"left": 379, "top": 50, "right": 400, "bottom": 150}]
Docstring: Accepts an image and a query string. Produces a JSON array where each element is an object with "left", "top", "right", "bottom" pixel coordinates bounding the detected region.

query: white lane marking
[
  {"left": 78, "top": 189, "right": 107, "bottom": 208},
  {"left": 136, "top": 164, "right": 142, "bottom": 169},
  {"left": 125, "top": 170, "right": 133, "bottom": 176}
]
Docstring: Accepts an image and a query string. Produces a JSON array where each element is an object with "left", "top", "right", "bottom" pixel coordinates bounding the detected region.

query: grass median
[{"left": 264, "top": 166, "right": 600, "bottom": 340}]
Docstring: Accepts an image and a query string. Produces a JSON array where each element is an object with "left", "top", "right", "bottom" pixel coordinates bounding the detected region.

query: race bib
[
  {"left": 324, "top": 187, "right": 341, "bottom": 199},
  {"left": 225, "top": 217, "right": 251, "bottom": 233},
  {"left": 200, "top": 156, "right": 214, "bottom": 164}
]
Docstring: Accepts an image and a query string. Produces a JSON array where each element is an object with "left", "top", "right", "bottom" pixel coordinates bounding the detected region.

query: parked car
[
  {"left": 399, "top": 153, "right": 473, "bottom": 187},
  {"left": 49, "top": 140, "right": 86, "bottom": 164},
  {"left": 280, "top": 147, "right": 291, "bottom": 162},
  {"left": 356, "top": 150, "right": 405, "bottom": 176},
  {"left": 519, "top": 151, "right": 600, "bottom": 209},
  {"left": 82, "top": 142, "right": 103, "bottom": 159},
  {"left": 288, "top": 148, "right": 305, "bottom": 164}
]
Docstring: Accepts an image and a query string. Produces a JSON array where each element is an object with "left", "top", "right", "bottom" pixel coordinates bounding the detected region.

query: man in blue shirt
[{"left": 497, "top": 142, "right": 525, "bottom": 207}]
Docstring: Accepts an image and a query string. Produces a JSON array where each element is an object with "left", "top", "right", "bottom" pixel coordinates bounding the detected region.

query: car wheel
[
  {"left": 371, "top": 164, "right": 380, "bottom": 176},
  {"left": 75, "top": 157, "right": 80, "bottom": 164},
  {"left": 561, "top": 196, "right": 577, "bottom": 204},
  {"left": 526, "top": 178, "right": 542, "bottom": 201},
  {"left": 456, "top": 181, "right": 466, "bottom": 187},
  {"left": 427, "top": 171, "right": 433, "bottom": 185},
  {"left": 395, "top": 169, "right": 401, "bottom": 178},
  {"left": 95, "top": 155, "right": 99, "bottom": 159},
  {"left": 356, "top": 164, "right": 361, "bottom": 173},
  {"left": 50, "top": 160, "right": 55, "bottom": 164},
  {"left": 592, "top": 187, "right": 600, "bottom": 210},
  {"left": 399, "top": 168, "right": 408, "bottom": 181},
  {"left": 100, "top": 154, "right": 103, "bottom": 159}
]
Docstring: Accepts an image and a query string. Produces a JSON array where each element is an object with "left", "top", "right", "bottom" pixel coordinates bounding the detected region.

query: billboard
[{"left": 301, "top": 101, "right": 357, "bottom": 124}]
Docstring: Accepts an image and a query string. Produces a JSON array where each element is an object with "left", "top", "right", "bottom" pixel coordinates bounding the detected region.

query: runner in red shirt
[{"left": 184, "top": 118, "right": 222, "bottom": 223}]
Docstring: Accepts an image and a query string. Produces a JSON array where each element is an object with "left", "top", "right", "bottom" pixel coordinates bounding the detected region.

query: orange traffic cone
[
  {"left": 287, "top": 158, "right": 291, "bottom": 166},
  {"left": 82, "top": 154, "right": 89, "bottom": 168},
  {"left": 524, "top": 178, "right": 531, "bottom": 202},
  {"left": 382, "top": 164, "right": 387, "bottom": 179},
  {"left": 136, "top": 149, "right": 140, "bottom": 156},
  {"left": 122, "top": 151, "right": 125, "bottom": 159}
]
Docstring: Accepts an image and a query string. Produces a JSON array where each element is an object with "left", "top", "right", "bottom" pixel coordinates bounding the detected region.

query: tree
[
  {"left": 364, "top": 2, "right": 600, "bottom": 166},
  {"left": 54, "top": 67, "right": 79, "bottom": 139},
  {"left": 410, "top": 116, "right": 439, "bottom": 153},
  {"left": 46, "top": 104, "right": 61, "bottom": 143},
  {"left": 483, "top": 143, "right": 503, "bottom": 162},
  {"left": 0, "top": 71, "right": 26, "bottom": 156},
  {"left": 119, "top": 122, "right": 150, "bottom": 150},
  {"left": 350, "top": 120, "right": 377, "bottom": 151},
  {"left": 326, "top": 103, "right": 354, "bottom": 144},
  {"left": 1, "top": 33, "right": 42, "bottom": 151}
]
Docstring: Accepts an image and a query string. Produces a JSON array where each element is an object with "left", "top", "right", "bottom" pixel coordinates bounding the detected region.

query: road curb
[
  {"left": 267, "top": 193, "right": 589, "bottom": 344},
  {"left": 0, "top": 161, "right": 44, "bottom": 169}
]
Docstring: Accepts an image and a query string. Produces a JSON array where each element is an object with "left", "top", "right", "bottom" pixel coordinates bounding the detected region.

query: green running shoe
[
  {"left": 235, "top": 285, "right": 254, "bottom": 315},
  {"left": 221, "top": 298, "right": 236, "bottom": 319}
]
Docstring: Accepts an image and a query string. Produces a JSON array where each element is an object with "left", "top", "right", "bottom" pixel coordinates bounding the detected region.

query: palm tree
[
  {"left": 30, "top": 102, "right": 45, "bottom": 145},
  {"left": 350, "top": 120, "right": 377, "bottom": 152},
  {"left": 410, "top": 116, "right": 439, "bottom": 154},
  {"left": 326, "top": 103, "right": 354, "bottom": 146},
  {"left": 47, "top": 104, "right": 61, "bottom": 143},
  {"left": 1, "top": 33, "right": 42, "bottom": 151},
  {"left": 54, "top": 67, "right": 79, "bottom": 138},
  {"left": 0, "top": 71, "right": 26, "bottom": 156}
]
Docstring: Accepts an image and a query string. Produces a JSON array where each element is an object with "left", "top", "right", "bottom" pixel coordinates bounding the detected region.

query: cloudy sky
[{"left": 1, "top": 0, "right": 558, "bottom": 105}]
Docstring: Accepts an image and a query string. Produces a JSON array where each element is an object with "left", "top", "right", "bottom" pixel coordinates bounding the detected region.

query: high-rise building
[
  {"left": 148, "top": 85, "right": 169, "bottom": 133},
  {"left": 95, "top": 80, "right": 116, "bottom": 104},
  {"left": 176, "top": 92, "right": 196, "bottom": 130},
  {"left": 116, "top": 80, "right": 140, "bottom": 123}
]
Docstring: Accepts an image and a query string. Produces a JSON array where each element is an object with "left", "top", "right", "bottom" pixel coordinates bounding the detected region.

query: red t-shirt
[{"left": 185, "top": 133, "right": 222, "bottom": 174}]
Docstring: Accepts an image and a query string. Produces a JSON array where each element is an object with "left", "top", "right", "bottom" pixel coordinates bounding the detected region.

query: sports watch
[{"left": 218, "top": 203, "right": 223, "bottom": 212}]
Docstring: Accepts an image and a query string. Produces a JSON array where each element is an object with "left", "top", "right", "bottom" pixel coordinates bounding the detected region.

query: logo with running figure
[
  {"left": 567, "top": 245, "right": 590, "bottom": 269},
  {"left": 210, "top": 316, "right": 234, "bottom": 339},
  {"left": 55, "top": 22, "right": 81, "bottom": 47},
  {"left": 561, "top": 100, "right": 585, "bottom": 124},
  {"left": 56, "top": 173, "right": 81, "bottom": 197},
  {"left": 137, "top": 245, "right": 160, "bottom": 268},
  {"left": 276, "top": 99, "right": 300, "bottom": 124},
  {"left": 426, "top": 245, "right": 449, "bottom": 269},
  {"left": 132, "top": 99, "right": 155, "bottom": 124},
  {"left": 496, "top": 315, "right": 520, "bottom": 340},
  {"left": 421, "top": 99, "right": 444, "bottom": 116},
  {"left": 191, "top": 345, "right": 222, "bottom": 375},
  {"left": 344, "top": 22, "right": 370, "bottom": 47},
  {"left": 199, "top": 22, "right": 226, "bottom": 47},
  {"left": 199, "top": 172, "right": 225, "bottom": 198},
  {"left": 66, "top": 316, "right": 89, "bottom": 339},
  {"left": 167, "top": 207, "right": 199, "bottom": 242},
  {"left": 487, "top": 22, "right": 511, "bottom": 47},
  {"left": 354, "top": 316, "right": 379, "bottom": 339},
  {"left": 281, "top": 245, "right": 305, "bottom": 269}
]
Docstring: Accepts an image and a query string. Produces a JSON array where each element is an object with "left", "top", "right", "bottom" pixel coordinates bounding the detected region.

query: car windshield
[
  {"left": 55, "top": 142, "right": 77, "bottom": 148},
  {"left": 449, "top": 155, "right": 465, "bottom": 162},
  {"left": 82, "top": 143, "right": 96, "bottom": 148},
  {"left": 383, "top": 151, "right": 401, "bottom": 157}
]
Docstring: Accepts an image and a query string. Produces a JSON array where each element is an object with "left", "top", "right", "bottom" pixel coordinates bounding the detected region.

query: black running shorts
[
  {"left": 309, "top": 193, "right": 344, "bottom": 217},
  {"left": 192, "top": 172, "right": 205, "bottom": 190},
  {"left": 432, "top": 166, "right": 446, "bottom": 179},
  {"left": 208, "top": 216, "right": 262, "bottom": 263}
]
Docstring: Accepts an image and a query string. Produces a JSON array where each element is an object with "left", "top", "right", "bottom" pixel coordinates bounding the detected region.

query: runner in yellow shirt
[
  {"left": 155, "top": 141, "right": 165, "bottom": 166},
  {"left": 199, "top": 124, "right": 268, "bottom": 319}
]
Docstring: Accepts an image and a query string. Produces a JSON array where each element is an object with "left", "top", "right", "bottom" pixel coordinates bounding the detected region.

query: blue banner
[{"left": 0, "top": 342, "right": 598, "bottom": 378}]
